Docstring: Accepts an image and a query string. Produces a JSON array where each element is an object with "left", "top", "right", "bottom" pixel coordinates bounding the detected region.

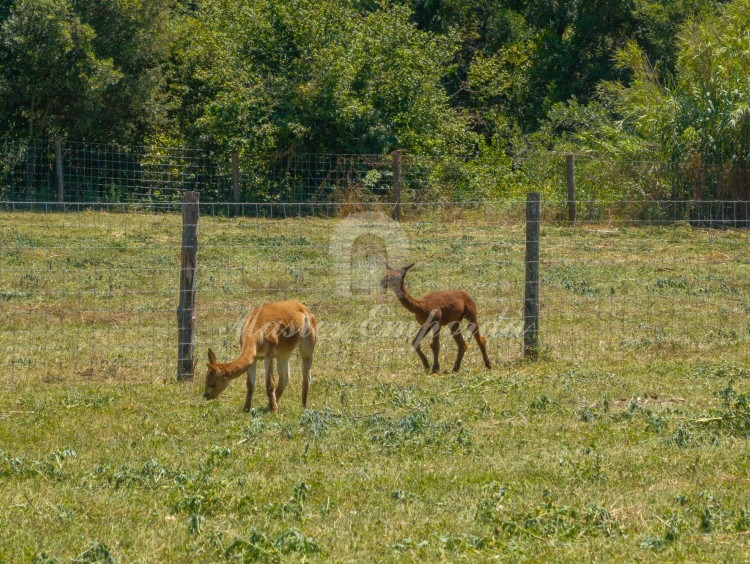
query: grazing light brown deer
[
  {"left": 381, "top": 263, "right": 491, "bottom": 373},
  {"left": 204, "top": 300, "right": 317, "bottom": 413}
]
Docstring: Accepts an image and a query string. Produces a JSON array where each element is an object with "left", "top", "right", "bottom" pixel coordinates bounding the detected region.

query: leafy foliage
[
  {"left": 597, "top": 0, "right": 750, "bottom": 198},
  {"left": 0, "top": 0, "right": 173, "bottom": 141},
  {"left": 168, "top": 0, "right": 474, "bottom": 156},
  {"left": 0, "top": 0, "right": 745, "bottom": 203}
]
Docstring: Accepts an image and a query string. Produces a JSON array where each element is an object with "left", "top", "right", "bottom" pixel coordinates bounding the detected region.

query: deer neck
[
  {"left": 218, "top": 338, "right": 257, "bottom": 380},
  {"left": 394, "top": 279, "right": 427, "bottom": 316}
]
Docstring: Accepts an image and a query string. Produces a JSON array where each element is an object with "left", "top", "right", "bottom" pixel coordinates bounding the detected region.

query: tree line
[{"left": 0, "top": 0, "right": 747, "bottom": 201}]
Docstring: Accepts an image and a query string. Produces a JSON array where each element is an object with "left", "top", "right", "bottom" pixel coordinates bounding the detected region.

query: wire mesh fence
[
  {"left": 0, "top": 139, "right": 207, "bottom": 202},
  {"left": 3, "top": 137, "right": 749, "bottom": 210},
  {"left": 0, "top": 138, "right": 463, "bottom": 204},
  {"left": 2, "top": 199, "right": 750, "bottom": 388},
  {"left": 519, "top": 152, "right": 750, "bottom": 207}
]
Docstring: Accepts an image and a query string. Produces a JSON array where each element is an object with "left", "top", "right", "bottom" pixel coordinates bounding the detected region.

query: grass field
[{"left": 2, "top": 205, "right": 750, "bottom": 561}]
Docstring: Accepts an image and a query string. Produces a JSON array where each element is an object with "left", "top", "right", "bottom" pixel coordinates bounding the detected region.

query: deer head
[
  {"left": 380, "top": 262, "right": 414, "bottom": 291},
  {"left": 203, "top": 348, "right": 231, "bottom": 400}
]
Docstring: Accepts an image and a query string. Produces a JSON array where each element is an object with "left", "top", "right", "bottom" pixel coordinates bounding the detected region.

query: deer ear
[
  {"left": 403, "top": 263, "right": 415, "bottom": 272},
  {"left": 208, "top": 348, "right": 217, "bottom": 364}
]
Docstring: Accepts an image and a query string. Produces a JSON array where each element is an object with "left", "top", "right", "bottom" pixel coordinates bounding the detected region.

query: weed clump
[
  {"left": 0, "top": 448, "right": 77, "bottom": 482},
  {"left": 361, "top": 409, "right": 472, "bottom": 454},
  {"left": 224, "top": 528, "right": 320, "bottom": 562},
  {"left": 267, "top": 482, "right": 311, "bottom": 522},
  {"left": 497, "top": 491, "right": 621, "bottom": 541}
]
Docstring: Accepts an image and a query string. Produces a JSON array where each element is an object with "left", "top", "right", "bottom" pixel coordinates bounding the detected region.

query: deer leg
[
  {"left": 473, "top": 329, "right": 491, "bottom": 369},
  {"left": 451, "top": 324, "right": 468, "bottom": 372},
  {"left": 300, "top": 354, "right": 312, "bottom": 408},
  {"left": 243, "top": 361, "right": 257, "bottom": 412},
  {"left": 466, "top": 310, "right": 492, "bottom": 370},
  {"left": 275, "top": 355, "right": 290, "bottom": 402},
  {"left": 430, "top": 325, "right": 441, "bottom": 373},
  {"left": 264, "top": 356, "right": 278, "bottom": 413},
  {"left": 411, "top": 328, "right": 431, "bottom": 372},
  {"left": 299, "top": 327, "right": 316, "bottom": 409}
]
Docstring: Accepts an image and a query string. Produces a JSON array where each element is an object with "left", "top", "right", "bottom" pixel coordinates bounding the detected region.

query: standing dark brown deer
[{"left": 380, "top": 263, "right": 492, "bottom": 373}]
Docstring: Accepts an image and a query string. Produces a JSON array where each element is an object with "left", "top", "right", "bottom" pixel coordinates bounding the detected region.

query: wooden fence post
[
  {"left": 54, "top": 136, "right": 64, "bottom": 204},
  {"left": 392, "top": 149, "right": 402, "bottom": 222},
  {"left": 232, "top": 150, "right": 240, "bottom": 216},
  {"left": 177, "top": 191, "right": 200, "bottom": 381},
  {"left": 566, "top": 153, "right": 576, "bottom": 225},
  {"left": 524, "top": 192, "right": 541, "bottom": 359}
]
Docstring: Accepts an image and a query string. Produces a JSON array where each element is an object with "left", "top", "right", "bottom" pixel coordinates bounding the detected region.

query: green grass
[{"left": 2, "top": 208, "right": 750, "bottom": 561}]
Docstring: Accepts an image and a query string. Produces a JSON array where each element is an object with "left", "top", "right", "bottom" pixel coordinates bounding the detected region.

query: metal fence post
[
  {"left": 177, "top": 191, "right": 200, "bottom": 380},
  {"left": 566, "top": 153, "right": 576, "bottom": 225},
  {"left": 392, "top": 149, "right": 402, "bottom": 222},
  {"left": 524, "top": 192, "right": 541, "bottom": 359}
]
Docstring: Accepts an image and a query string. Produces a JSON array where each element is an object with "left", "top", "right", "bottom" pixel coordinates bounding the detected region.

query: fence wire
[
  {"left": 1, "top": 200, "right": 749, "bottom": 387},
  {"left": 4, "top": 137, "right": 748, "bottom": 207},
  {"left": 0, "top": 139, "right": 460, "bottom": 203}
]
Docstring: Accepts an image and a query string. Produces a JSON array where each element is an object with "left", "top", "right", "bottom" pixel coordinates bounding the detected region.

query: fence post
[
  {"left": 177, "top": 191, "right": 200, "bottom": 381},
  {"left": 232, "top": 150, "right": 240, "bottom": 216},
  {"left": 392, "top": 149, "right": 402, "bottom": 222},
  {"left": 524, "top": 192, "right": 541, "bottom": 359},
  {"left": 566, "top": 153, "right": 576, "bottom": 225},
  {"left": 54, "top": 136, "right": 64, "bottom": 204}
]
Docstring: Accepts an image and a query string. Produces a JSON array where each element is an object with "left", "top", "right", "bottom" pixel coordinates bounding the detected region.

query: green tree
[
  {"left": 73, "top": 0, "right": 176, "bottom": 141},
  {"left": 0, "top": 0, "right": 120, "bottom": 138},
  {"left": 0, "top": 0, "right": 174, "bottom": 141},
  {"left": 168, "top": 0, "right": 473, "bottom": 156},
  {"left": 630, "top": 0, "right": 724, "bottom": 78},
  {"left": 592, "top": 0, "right": 750, "bottom": 199},
  {"left": 399, "top": 0, "right": 724, "bottom": 136}
]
